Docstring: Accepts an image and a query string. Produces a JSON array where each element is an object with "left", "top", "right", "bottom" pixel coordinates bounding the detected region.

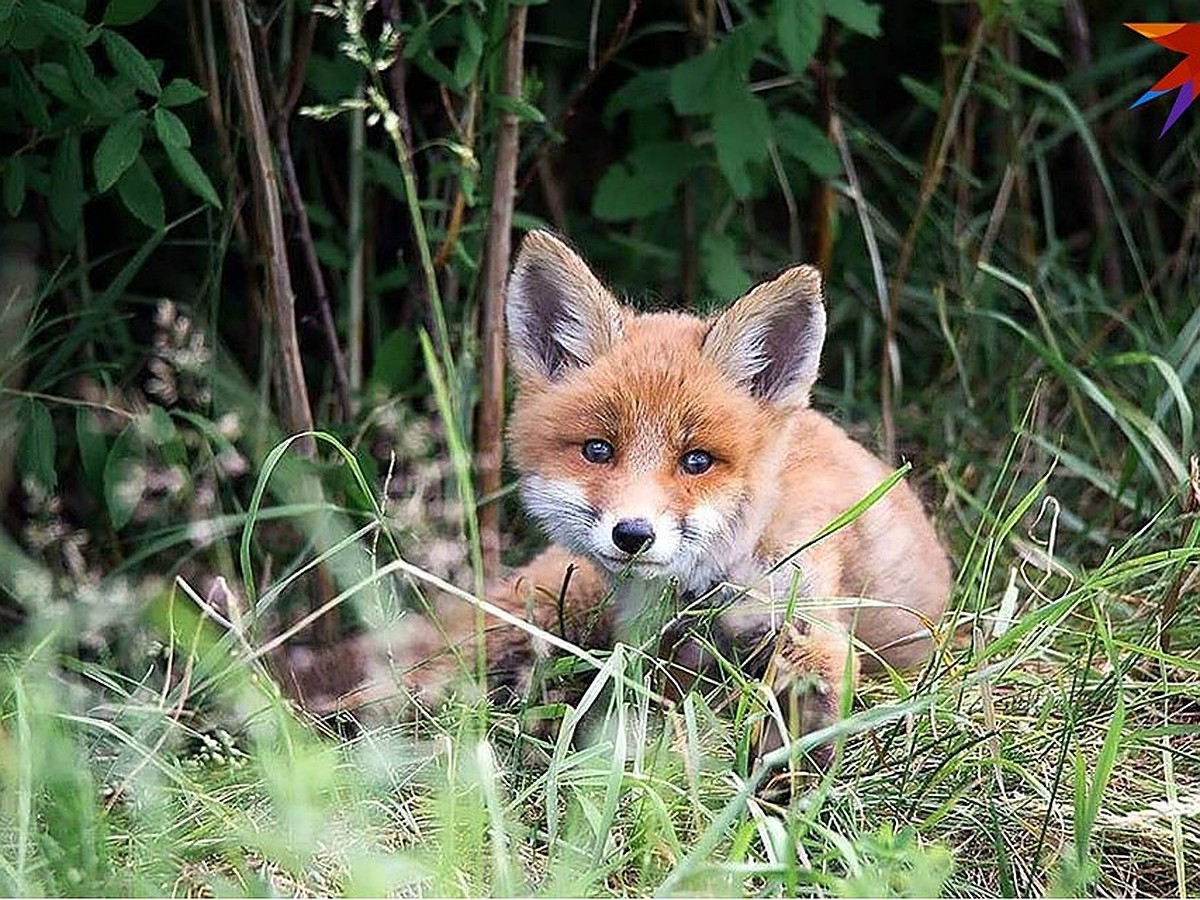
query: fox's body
[
  {"left": 486, "top": 231, "right": 951, "bottom": 760},
  {"left": 299, "top": 232, "right": 950, "bottom": 765},
  {"left": 510, "top": 309, "right": 947, "bottom": 666}
]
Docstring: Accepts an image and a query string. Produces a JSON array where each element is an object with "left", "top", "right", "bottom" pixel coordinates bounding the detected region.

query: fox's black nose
[{"left": 612, "top": 518, "right": 655, "bottom": 555}]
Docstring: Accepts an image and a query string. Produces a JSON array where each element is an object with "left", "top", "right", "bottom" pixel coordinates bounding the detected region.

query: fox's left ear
[
  {"left": 506, "top": 230, "right": 624, "bottom": 385},
  {"left": 702, "top": 265, "right": 826, "bottom": 407}
]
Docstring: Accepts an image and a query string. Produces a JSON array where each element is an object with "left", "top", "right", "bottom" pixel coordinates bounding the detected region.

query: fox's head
[{"left": 505, "top": 231, "right": 826, "bottom": 594}]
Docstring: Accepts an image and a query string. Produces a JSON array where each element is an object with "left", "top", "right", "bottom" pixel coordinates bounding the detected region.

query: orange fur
[{"left": 499, "top": 231, "right": 952, "bottom": 762}]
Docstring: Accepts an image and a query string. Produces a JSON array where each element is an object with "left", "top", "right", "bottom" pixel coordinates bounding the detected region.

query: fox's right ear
[
  {"left": 702, "top": 264, "right": 826, "bottom": 407},
  {"left": 506, "top": 231, "right": 624, "bottom": 384}
]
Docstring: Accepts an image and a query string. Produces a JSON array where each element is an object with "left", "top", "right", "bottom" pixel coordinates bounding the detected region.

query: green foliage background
[{"left": 0, "top": 0, "right": 1198, "bottom": 896}]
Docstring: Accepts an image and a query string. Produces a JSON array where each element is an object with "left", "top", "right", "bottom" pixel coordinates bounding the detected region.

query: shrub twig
[
  {"left": 477, "top": 4, "right": 528, "bottom": 583},
  {"left": 219, "top": 0, "right": 315, "bottom": 453},
  {"left": 259, "top": 12, "right": 354, "bottom": 422}
]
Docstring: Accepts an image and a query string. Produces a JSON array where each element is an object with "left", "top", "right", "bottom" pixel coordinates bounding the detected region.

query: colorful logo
[{"left": 1126, "top": 23, "right": 1200, "bottom": 136}]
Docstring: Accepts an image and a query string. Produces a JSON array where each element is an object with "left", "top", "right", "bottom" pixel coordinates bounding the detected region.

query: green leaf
[
  {"left": 76, "top": 408, "right": 109, "bottom": 497},
  {"left": 773, "top": 0, "right": 822, "bottom": 73},
  {"left": 9, "top": 16, "right": 48, "bottom": 51},
  {"left": 1083, "top": 693, "right": 1125, "bottom": 841},
  {"left": 593, "top": 166, "right": 663, "bottom": 221},
  {"left": 158, "top": 77, "right": 206, "bottom": 107},
  {"left": 593, "top": 141, "right": 702, "bottom": 221},
  {"left": 103, "top": 421, "right": 142, "bottom": 530},
  {"left": 116, "top": 155, "right": 164, "bottom": 230},
  {"left": 102, "top": 30, "right": 160, "bottom": 96},
  {"left": 456, "top": 153, "right": 478, "bottom": 206},
  {"left": 826, "top": 0, "right": 882, "bottom": 38},
  {"left": 11, "top": 59, "right": 51, "bottom": 130},
  {"left": 24, "top": 0, "right": 88, "bottom": 42},
  {"left": 33, "top": 61, "right": 79, "bottom": 104},
  {"left": 412, "top": 51, "right": 455, "bottom": 90},
  {"left": 18, "top": 400, "right": 57, "bottom": 491},
  {"left": 775, "top": 111, "right": 840, "bottom": 177},
  {"left": 49, "top": 134, "right": 84, "bottom": 233},
  {"left": 899, "top": 75, "right": 940, "bottom": 112},
  {"left": 164, "top": 142, "right": 221, "bottom": 208},
  {"left": 453, "top": 14, "right": 483, "bottom": 88},
  {"left": 153, "top": 106, "right": 189, "bottom": 148},
  {"left": 371, "top": 328, "right": 422, "bottom": 392},
  {"left": 712, "top": 86, "right": 772, "bottom": 198},
  {"left": 1020, "top": 24, "right": 1062, "bottom": 60},
  {"left": 462, "top": 12, "right": 484, "bottom": 54},
  {"left": 67, "top": 44, "right": 124, "bottom": 118},
  {"left": 94, "top": 111, "right": 146, "bottom": 192},
  {"left": 0, "top": 0, "right": 17, "bottom": 22},
  {"left": 304, "top": 53, "right": 360, "bottom": 103},
  {"left": 491, "top": 94, "right": 545, "bottom": 124},
  {"left": 103, "top": 0, "right": 161, "bottom": 25},
  {"left": 700, "top": 232, "right": 752, "bottom": 300},
  {"left": 604, "top": 67, "right": 671, "bottom": 125},
  {"left": 363, "top": 149, "right": 406, "bottom": 199},
  {"left": 403, "top": 17, "right": 432, "bottom": 59},
  {"left": 669, "top": 49, "right": 724, "bottom": 116},
  {"left": 669, "top": 21, "right": 769, "bottom": 116},
  {"left": 142, "top": 405, "right": 180, "bottom": 463},
  {"left": 4, "top": 155, "right": 26, "bottom": 217},
  {"left": 66, "top": 40, "right": 96, "bottom": 88},
  {"left": 315, "top": 238, "right": 348, "bottom": 270}
]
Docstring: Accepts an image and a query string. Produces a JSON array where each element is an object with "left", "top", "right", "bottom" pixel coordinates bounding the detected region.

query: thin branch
[
  {"left": 536, "top": 154, "right": 569, "bottom": 232},
  {"left": 433, "top": 85, "right": 478, "bottom": 269},
  {"left": 478, "top": 3, "right": 528, "bottom": 584},
  {"left": 768, "top": 143, "right": 801, "bottom": 260},
  {"left": 188, "top": 0, "right": 250, "bottom": 248},
  {"left": 279, "top": 9, "right": 315, "bottom": 115},
  {"left": 679, "top": 0, "right": 705, "bottom": 305},
  {"left": 381, "top": 0, "right": 431, "bottom": 328},
  {"left": 258, "top": 12, "right": 354, "bottom": 422},
  {"left": 381, "top": 0, "right": 417, "bottom": 153},
  {"left": 808, "top": 27, "right": 836, "bottom": 271},
  {"left": 587, "top": 0, "right": 602, "bottom": 71},
  {"left": 972, "top": 110, "right": 1044, "bottom": 283},
  {"left": 348, "top": 81, "right": 366, "bottom": 392},
  {"left": 516, "top": 0, "right": 638, "bottom": 196},
  {"left": 220, "top": 0, "right": 315, "bottom": 451}
]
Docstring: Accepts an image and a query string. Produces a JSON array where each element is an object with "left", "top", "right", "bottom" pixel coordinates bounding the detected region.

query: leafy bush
[{"left": 1, "top": 0, "right": 1198, "bottom": 896}]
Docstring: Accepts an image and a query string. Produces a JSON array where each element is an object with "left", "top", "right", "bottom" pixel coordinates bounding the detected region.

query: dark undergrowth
[{"left": 1, "top": 0, "right": 1198, "bottom": 896}]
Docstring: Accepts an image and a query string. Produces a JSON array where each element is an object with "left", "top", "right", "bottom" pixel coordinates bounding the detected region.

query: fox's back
[{"left": 770, "top": 409, "right": 951, "bottom": 668}]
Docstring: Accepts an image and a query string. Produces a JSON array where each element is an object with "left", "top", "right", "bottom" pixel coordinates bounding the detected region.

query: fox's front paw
[
  {"left": 751, "top": 623, "right": 856, "bottom": 797},
  {"left": 755, "top": 665, "right": 840, "bottom": 765}
]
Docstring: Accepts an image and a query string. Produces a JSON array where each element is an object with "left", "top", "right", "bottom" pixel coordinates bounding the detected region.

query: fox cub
[{"left": 472, "top": 230, "right": 952, "bottom": 762}]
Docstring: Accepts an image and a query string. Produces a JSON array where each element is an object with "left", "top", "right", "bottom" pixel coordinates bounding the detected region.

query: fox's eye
[
  {"left": 582, "top": 439, "right": 614, "bottom": 464},
  {"left": 680, "top": 449, "right": 713, "bottom": 475}
]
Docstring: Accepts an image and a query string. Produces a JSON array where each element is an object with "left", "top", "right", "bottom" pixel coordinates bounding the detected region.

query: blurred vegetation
[{"left": 1, "top": 0, "right": 1198, "bottom": 896}]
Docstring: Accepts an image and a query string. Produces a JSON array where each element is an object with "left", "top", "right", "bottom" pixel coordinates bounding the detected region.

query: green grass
[
  {"left": 1, "top": 416, "right": 1196, "bottom": 896},
  {"left": 3, "top": 3, "right": 1199, "bottom": 897}
]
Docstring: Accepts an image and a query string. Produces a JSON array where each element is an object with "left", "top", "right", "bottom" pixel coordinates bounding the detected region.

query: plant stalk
[
  {"left": 219, "top": 0, "right": 315, "bottom": 452},
  {"left": 477, "top": 3, "right": 528, "bottom": 583}
]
